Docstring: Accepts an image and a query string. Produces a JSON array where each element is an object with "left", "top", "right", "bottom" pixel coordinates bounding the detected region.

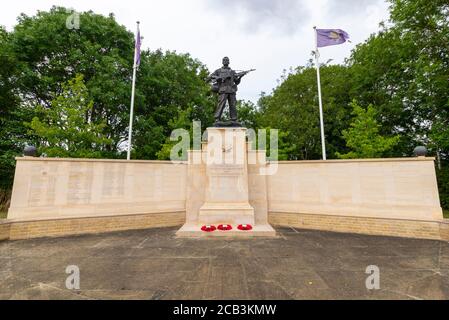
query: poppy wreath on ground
[
  {"left": 217, "top": 224, "right": 232, "bottom": 231},
  {"left": 237, "top": 224, "right": 253, "bottom": 231},
  {"left": 201, "top": 225, "right": 216, "bottom": 232}
]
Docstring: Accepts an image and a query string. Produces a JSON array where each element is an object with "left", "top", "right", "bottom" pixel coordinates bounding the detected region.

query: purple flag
[
  {"left": 135, "top": 27, "right": 141, "bottom": 67},
  {"left": 316, "top": 29, "right": 349, "bottom": 48}
]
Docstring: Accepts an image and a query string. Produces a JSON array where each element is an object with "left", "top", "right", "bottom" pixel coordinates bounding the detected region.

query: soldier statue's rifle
[
  {"left": 207, "top": 69, "right": 255, "bottom": 83},
  {"left": 234, "top": 69, "right": 256, "bottom": 80},
  {"left": 207, "top": 69, "right": 255, "bottom": 93}
]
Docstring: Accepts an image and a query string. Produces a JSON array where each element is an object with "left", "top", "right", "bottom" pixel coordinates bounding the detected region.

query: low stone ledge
[
  {"left": 269, "top": 212, "right": 447, "bottom": 241},
  {"left": 0, "top": 220, "right": 11, "bottom": 241},
  {"left": 2, "top": 213, "right": 447, "bottom": 242},
  {"left": 441, "top": 220, "right": 449, "bottom": 242},
  {"left": 2, "top": 211, "right": 186, "bottom": 241}
]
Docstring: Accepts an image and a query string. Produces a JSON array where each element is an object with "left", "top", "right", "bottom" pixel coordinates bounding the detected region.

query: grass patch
[
  {"left": 0, "top": 211, "right": 6, "bottom": 219},
  {"left": 444, "top": 210, "right": 449, "bottom": 219}
]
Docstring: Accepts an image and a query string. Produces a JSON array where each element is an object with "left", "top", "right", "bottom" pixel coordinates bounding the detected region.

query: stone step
[{"left": 176, "top": 223, "right": 276, "bottom": 238}]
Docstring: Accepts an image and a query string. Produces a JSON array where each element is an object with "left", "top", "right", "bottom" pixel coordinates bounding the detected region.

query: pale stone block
[
  {"left": 267, "top": 158, "right": 443, "bottom": 221},
  {"left": 179, "top": 127, "right": 275, "bottom": 238},
  {"left": 8, "top": 158, "right": 187, "bottom": 220},
  {"left": 6, "top": 145, "right": 443, "bottom": 240}
]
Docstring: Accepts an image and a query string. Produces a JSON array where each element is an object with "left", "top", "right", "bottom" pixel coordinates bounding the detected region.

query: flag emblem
[
  {"left": 316, "top": 29, "right": 350, "bottom": 48},
  {"left": 329, "top": 31, "right": 341, "bottom": 40}
]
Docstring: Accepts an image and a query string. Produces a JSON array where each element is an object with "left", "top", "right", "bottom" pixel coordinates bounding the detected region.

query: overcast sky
[{"left": 1, "top": 0, "right": 390, "bottom": 102}]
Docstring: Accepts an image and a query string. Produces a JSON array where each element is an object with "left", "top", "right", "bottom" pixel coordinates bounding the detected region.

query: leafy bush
[
  {"left": 336, "top": 100, "right": 401, "bottom": 159},
  {"left": 0, "top": 189, "right": 11, "bottom": 218},
  {"left": 436, "top": 166, "right": 449, "bottom": 211}
]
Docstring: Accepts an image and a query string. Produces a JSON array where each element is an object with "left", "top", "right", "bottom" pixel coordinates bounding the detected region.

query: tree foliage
[
  {"left": 348, "top": 0, "right": 449, "bottom": 157},
  {"left": 257, "top": 65, "right": 353, "bottom": 160},
  {"left": 26, "top": 75, "right": 111, "bottom": 158},
  {"left": 132, "top": 50, "right": 213, "bottom": 159},
  {"left": 0, "top": 6, "right": 213, "bottom": 187},
  {"left": 336, "top": 100, "right": 400, "bottom": 159},
  {"left": 0, "top": 26, "right": 23, "bottom": 189},
  {"left": 10, "top": 7, "right": 135, "bottom": 152}
]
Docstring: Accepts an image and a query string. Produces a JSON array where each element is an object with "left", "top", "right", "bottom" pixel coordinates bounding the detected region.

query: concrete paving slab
[{"left": 0, "top": 226, "right": 448, "bottom": 300}]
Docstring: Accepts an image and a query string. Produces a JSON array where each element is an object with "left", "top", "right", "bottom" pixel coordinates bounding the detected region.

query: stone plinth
[
  {"left": 177, "top": 127, "right": 276, "bottom": 238},
  {"left": 199, "top": 128, "right": 254, "bottom": 225}
]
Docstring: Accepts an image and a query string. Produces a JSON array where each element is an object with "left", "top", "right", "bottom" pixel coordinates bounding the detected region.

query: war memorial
[
  {"left": 0, "top": 4, "right": 448, "bottom": 302},
  {"left": 1, "top": 57, "right": 447, "bottom": 242}
]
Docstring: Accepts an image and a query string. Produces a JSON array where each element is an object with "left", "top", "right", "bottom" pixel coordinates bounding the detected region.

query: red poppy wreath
[
  {"left": 201, "top": 225, "right": 216, "bottom": 232},
  {"left": 217, "top": 224, "right": 232, "bottom": 231},
  {"left": 237, "top": 224, "right": 253, "bottom": 231}
]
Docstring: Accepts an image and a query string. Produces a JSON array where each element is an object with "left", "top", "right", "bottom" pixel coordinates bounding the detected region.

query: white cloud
[{"left": 207, "top": 0, "right": 311, "bottom": 34}]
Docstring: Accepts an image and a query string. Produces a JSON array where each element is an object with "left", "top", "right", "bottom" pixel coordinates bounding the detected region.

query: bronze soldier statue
[{"left": 206, "top": 57, "right": 255, "bottom": 127}]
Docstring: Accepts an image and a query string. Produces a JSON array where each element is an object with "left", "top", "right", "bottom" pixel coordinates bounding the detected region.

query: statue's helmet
[{"left": 222, "top": 56, "right": 230, "bottom": 65}]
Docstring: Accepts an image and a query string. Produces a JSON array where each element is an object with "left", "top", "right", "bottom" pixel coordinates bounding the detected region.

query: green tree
[
  {"left": 10, "top": 7, "right": 135, "bottom": 153},
  {"left": 262, "top": 128, "right": 296, "bottom": 161},
  {"left": 131, "top": 50, "right": 213, "bottom": 159},
  {"left": 26, "top": 75, "right": 111, "bottom": 158},
  {"left": 336, "top": 100, "right": 400, "bottom": 159},
  {"left": 155, "top": 107, "right": 193, "bottom": 161},
  {"left": 436, "top": 166, "right": 449, "bottom": 212},
  {"left": 257, "top": 64, "right": 353, "bottom": 160},
  {"left": 7, "top": 7, "right": 214, "bottom": 161},
  {"left": 236, "top": 100, "right": 259, "bottom": 129},
  {"left": 0, "top": 26, "right": 27, "bottom": 189},
  {"left": 348, "top": 0, "right": 449, "bottom": 158}
]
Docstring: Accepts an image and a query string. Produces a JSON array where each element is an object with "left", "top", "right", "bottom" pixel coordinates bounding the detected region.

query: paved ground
[{"left": 0, "top": 227, "right": 448, "bottom": 300}]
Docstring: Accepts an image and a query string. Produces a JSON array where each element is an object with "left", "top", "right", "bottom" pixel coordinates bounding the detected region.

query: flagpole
[
  {"left": 314, "top": 26, "right": 327, "bottom": 160},
  {"left": 127, "top": 21, "right": 140, "bottom": 161}
]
